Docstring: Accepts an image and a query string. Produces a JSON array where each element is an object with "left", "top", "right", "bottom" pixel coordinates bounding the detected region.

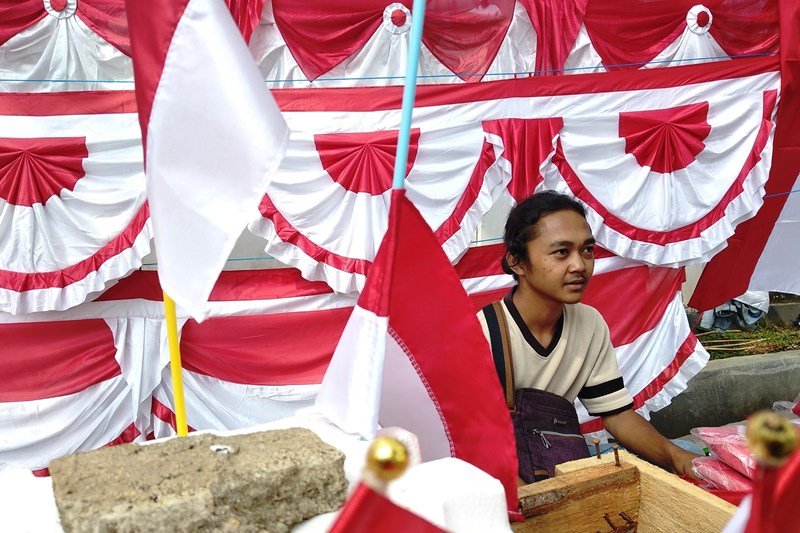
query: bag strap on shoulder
[{"left": 482, "top": 300, "right": 515, "bottom": 410}]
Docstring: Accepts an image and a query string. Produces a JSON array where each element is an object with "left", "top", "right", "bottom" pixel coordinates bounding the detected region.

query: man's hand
[
  {"left": 601, "top": 408, "right": 701, "bottom": 478},
  {"left": 669, "top": 446, "right": 700, "bottom": 480}
]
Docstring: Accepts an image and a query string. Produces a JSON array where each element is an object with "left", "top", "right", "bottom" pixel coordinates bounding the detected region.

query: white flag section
[
  {"left": 317, "top": 189, "right": 519, "bottom": 517},
  {"left": 125, "top": 0, "right": 288, "bottom": 320},
  {"left": 750, "top": 173, "right": 800, "bottom": 295}
]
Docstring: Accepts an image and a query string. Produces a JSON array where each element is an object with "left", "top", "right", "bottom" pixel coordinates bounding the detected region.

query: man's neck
[{"left": 511, "top": 285, "right": 564, "bottom": 338}]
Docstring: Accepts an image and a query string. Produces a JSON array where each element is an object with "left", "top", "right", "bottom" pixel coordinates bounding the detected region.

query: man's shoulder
[
  {"left": 566, "top": 302, "right": 607, "bottom": 326},
  {"left": 475, "top": 302, "right": 494, "bottom": 324}
]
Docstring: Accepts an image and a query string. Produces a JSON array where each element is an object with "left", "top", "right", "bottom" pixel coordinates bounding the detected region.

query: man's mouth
[{"left": 565, "top": 279, "right": 586, "bottom": 288}]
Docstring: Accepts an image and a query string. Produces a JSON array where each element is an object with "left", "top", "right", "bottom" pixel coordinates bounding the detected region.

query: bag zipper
[
  {"left": 539, "top": 430, "right": 586, "bottom": 440},
  {"left": 532, "top": 429, "right": 585, "bottom": 450},
  {"left": 532, "top": 429, "right": 551, "bottom": 449}
]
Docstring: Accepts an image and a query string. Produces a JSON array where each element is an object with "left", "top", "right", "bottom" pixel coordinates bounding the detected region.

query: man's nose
[{"left": 568, "top": 253, "right": 586, "bottom": 272}]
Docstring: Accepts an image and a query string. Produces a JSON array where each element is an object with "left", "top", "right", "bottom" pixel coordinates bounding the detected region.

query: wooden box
[{"left": 513, "top": 450, "right": 737, "bottom": 532}]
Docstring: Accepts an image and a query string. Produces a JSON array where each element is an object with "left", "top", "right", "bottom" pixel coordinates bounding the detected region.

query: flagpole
[
  {"left": 163, "top": 292, "right": 189, "bottom": 436},
  {"left": 392, "top": 0, "right": 427, "bottom": 191}
]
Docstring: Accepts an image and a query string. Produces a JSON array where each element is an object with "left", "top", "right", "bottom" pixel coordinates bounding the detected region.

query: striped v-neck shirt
[{"left": 478, "top": 294, "right": 633, "bottom": 417}]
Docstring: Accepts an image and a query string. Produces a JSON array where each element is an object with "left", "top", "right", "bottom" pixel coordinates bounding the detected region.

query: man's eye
[
  {"left": 583, "top": 246, "right": 594, "bottom": 255},
  {"left": 555, "top": 249, "right": 568, "bottom": 256}
]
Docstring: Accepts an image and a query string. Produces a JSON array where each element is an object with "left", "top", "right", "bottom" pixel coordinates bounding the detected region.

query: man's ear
[{"left": 505, "top": 252, "right": 525, "bottom": 276}]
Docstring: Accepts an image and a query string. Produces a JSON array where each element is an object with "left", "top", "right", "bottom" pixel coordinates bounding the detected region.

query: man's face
[{"left": 508, "top": 209, "right": 595, "bottom": 305}]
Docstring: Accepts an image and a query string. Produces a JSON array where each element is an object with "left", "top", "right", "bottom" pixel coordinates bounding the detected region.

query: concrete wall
[{"left": 649, "top": 351, "right": 800, "bottom": 438}]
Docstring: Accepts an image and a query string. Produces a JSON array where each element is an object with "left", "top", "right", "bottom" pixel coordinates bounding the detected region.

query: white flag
[{"left": 126, "top": 0, "right": 288, "bottom": 320}]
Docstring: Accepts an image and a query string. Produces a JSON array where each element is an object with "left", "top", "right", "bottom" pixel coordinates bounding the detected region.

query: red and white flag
[
  {"left": 316, "top": 189, "right": 519, "bottom": 517},
  {"left": 723, "top": 448, "right": 800, "bottom": 533},
  {"left": 125, "top": 0, "right": 288, "bottom": 320}
]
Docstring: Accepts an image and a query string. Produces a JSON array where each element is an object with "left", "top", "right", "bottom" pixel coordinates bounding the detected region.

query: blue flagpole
[{"left": 392, "top": 0, "right": 427, "bottom": 190}]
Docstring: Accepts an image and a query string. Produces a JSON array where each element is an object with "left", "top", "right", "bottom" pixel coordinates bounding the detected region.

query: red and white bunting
[{"left": 0, "top": 92, "right": 150, "bottom": 315}]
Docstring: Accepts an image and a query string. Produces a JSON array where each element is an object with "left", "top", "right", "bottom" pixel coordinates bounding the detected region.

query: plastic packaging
[
  {"left": 692, "top": 456, "right": 753, "bottom": 492},
  {"left": 691, "top": 424, "right": 755, "bottom": 479},
  {"left": 772, "top": 391, "right": 800, "bottom": 421}
]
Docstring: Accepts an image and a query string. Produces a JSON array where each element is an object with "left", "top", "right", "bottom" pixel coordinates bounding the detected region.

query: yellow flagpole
[{"left": 163, "top": 292, "right": 189, "bottom": 436}]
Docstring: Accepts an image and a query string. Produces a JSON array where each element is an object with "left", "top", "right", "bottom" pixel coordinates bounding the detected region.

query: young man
[{"left": 478, "top": 191, "right": 698, "bottom": 479}]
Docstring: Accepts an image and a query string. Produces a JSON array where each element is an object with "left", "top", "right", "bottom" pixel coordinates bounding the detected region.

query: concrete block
[
  {"left": 767, "top": 302, "right": 800, "bottom": 326},
  {"left": 650, "top": 351, "right": 800, "bottom": 438},
  {"left": 50, "top": 428, "right": 347, "bottom": 533}
]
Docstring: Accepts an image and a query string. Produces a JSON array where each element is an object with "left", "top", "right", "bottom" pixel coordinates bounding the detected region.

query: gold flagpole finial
[
  {"left": 365, "top": 436, "right": 410, "bottom": 483},
  {"left": 746, "top": 410, "right": 798, "bottom": 467}
]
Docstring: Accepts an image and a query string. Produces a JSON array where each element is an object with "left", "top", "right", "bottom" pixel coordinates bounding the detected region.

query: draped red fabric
[
  {"left": 97, "top": 268, "right": 333, "bottom": 302},
  {"left": 708, "top": 0, "right": 779, "bottom": 57},
  {"left": 0, "top": 91, "right": 137, "bottom": 116},
  {"left": 0, "top": 0, "right": 46, "bottom": 47},
  {"left": 225, "top": 0, "right": 267, "bottom": 43},
  {"left": 521, "top": 0, "right": 588, "bottom": 74},
  {"left": 0, "top": 320, "right": 120, "bottom": 402},
  {"left": 583, "top": 0, "right": 689, "bottom": 69},
  {"left": 78, "top": 0, "right": 131, "bottom": 56},
  {"left": 329, "top": 483, "right": 447, "bottom": 533},
  {"left": 423, "top": 0, "right": 515, "bottom": 82},
  {"left": 179, "top": 308, "right": 353, "bottom": 385},
  {"left": 272, "top": 0, "right": 386, "bottom": 81},
  {"left": 483, "top": 118, "right": 563, "bottom": 201},
  {"left": 0, "top": 137, "right": 88, "bottom": 207},
  {"left": 584, "top": 0, "right": 779, "bottom": 70},
  {"left": 619, "top": 102, "right": 711, "bottom": 174},
  {"left": 272, "top": 0, "right": 515, "bottom": 81},
  {"left": 583, "top": 265, "right": 686, "bottom": 347},
  {"left": 124, "top": 0, "right": 188, "bottom": 148},
  {"left": 689, "top": 0, "right": 800, "bottom": 311},
  {"left": 314, "top": 129, "right": 420, "bottom": 194}
]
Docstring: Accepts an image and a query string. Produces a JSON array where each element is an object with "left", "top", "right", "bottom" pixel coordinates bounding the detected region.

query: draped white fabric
[
  {"left": 0, "top": 100, "right": 151, "bottom": 314},
  {"left": 0, "top": 0, "right": 133, "bottom": 93}
]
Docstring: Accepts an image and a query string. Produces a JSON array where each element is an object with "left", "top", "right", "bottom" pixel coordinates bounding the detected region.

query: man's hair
[{"left": 501, "top": 191, "right": 587, "bottom": 279}]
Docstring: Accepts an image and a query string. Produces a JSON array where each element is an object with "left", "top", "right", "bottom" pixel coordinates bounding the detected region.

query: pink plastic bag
[
  {"left": 691, "top": 425, "right": 755, "bottom": 479},
  {"left": 692, "top": 457, "right": 753, "bottom": 492}
]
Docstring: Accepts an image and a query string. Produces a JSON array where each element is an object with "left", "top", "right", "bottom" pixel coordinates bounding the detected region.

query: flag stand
[
  {"left": 391, "top": 0, "right": 427, "bottom": 191},
  {"left": 163, "top": 292, "right": 189, "bottom": 436}
]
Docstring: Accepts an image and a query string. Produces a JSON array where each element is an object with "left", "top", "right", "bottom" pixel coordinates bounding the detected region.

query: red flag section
[
  {"left": 743, "top": 450, "right": 800, "bottom": 533},
  {"left": 329, "top": 482, "right": 446, "bottom": 533}
]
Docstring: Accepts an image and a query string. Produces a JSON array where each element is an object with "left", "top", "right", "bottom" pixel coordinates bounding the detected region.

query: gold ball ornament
[
  {"left": 746, "top": 410, "right": 799, "bottom": 467},
  {"left": 365, "top": 436, "right": 409, "bottom": 482}
]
